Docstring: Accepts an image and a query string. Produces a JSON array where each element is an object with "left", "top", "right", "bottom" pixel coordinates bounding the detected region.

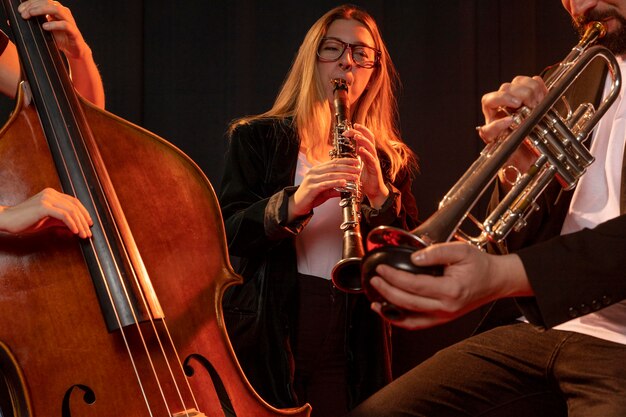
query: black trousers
[
  {"left": 347, "top": 322, "right": 626, "bottom": 417},
  {"left": 293, "top": 273, "right": 349, "bottom": 417}
]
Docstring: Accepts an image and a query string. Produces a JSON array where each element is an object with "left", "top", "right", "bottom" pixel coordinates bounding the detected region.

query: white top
[
  {"left": 294, "top": 152, "right": 343, "bottom": 280},
  {"left": 553, "top": 57, "right": 626, "bottom": 344}
]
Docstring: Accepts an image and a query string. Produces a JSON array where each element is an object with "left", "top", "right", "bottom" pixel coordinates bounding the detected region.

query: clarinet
[{"left": 329, "top": 78, "right": 366, "bottom": 293}]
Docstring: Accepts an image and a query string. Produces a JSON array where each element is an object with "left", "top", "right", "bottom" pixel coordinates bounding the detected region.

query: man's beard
[{"left": 574, "top": 10, "right": 626, "bottom": 55}]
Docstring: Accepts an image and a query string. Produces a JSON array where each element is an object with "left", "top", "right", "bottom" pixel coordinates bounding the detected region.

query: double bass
[{"left": 0, "top": 1, "right": 311, "bottom": 416}]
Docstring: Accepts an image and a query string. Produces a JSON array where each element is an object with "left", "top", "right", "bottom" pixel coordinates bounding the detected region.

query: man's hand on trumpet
[{"left": 476, "top": 75, "right": 548, "bottom": 187}]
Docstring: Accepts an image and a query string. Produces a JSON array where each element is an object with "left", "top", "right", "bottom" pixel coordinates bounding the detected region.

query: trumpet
[
  {"left": 329, "top": 78, "right": 366, "bottom": 293},
  {"left": 362, "top": 21, "right": 622, "bottom": 319}
]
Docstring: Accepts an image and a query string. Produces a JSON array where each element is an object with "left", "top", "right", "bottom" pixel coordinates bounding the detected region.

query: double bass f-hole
[{"left": 0, "top": 0, "right": 310, "bottom": 416}]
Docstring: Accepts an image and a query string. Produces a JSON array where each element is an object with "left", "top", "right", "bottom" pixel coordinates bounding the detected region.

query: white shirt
[
  {"left": 553, "top": 57, "right": 626, "bottom": 344},
  {"left": 294, "top": 151, "right": 343, "bottom": 280}
]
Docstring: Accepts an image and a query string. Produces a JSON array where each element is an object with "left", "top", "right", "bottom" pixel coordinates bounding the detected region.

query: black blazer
[{"left": 218, "top": 117, "right": 419, "bottom": 408}]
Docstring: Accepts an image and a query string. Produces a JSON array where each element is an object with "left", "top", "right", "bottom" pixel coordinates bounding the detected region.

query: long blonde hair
[{"left": 231, "top": 4, "right": 416, "bottom": 180}]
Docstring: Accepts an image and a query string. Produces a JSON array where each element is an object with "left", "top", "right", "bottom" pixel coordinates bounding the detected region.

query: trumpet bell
[{"left": 361, "top": 244, "right": 443, "bottom": 321}]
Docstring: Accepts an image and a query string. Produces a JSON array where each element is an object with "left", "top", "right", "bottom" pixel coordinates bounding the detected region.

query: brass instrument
[
  {"left": 329, "top": 78, "right": 366, "bottom": 292},
  {"left": 361, "top": 22, "right": 622, "bottom": 319}
]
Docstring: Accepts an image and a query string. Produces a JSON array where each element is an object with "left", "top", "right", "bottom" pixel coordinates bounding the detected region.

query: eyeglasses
[{"left": 317, "top": 37, "right": 381, "bottom": 69}]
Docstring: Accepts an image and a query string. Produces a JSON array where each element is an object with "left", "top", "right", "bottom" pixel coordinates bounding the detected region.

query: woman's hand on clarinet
[
  {"left": 288, "top": 158, "right": 361, "bottom": 221},
  {"left": 0, "top": 188, "right": 93, "bottom": 238},
  {"left": 345, "top": 123, "right": 389, "bottom": 208}
]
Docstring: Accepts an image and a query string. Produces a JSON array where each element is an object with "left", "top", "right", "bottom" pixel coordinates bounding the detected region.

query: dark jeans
[
  {"left": 294, "top": 273, "right": 349, "bottom": 417},
  {"left": 347, "top": 322, "right": 626, "bottom": 417}
]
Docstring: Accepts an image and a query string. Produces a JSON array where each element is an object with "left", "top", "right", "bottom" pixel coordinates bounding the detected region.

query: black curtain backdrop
[{"left": 0, "top": 1, "right": 575, "bottom": 378}]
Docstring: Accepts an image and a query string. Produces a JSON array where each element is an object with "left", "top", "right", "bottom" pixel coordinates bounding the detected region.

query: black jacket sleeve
[
  {"left": 515, "top": 214, "right": 626, "bottom": 328},
  {"left": 218, "top": 120, "right": 303, "bottom": 258}
]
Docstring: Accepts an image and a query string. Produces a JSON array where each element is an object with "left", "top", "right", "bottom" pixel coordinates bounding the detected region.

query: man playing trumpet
[{"left": 347, "top": 0, "right": 626, "bottom": 416}]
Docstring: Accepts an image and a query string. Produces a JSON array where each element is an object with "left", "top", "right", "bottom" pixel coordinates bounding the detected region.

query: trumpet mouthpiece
[
  {"left": 581, "top": 21, "right": 606, "bottom": 42},
  {"left": 579, "top": 21, "right": 607, "bottom": 47},
  {"left": 587, "top": 21, "right": 607, "bottom": 38}
]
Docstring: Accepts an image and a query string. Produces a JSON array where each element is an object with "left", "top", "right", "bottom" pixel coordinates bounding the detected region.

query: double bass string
[{"left": 9, "top": 2, "right": 203, "bottom": 415}]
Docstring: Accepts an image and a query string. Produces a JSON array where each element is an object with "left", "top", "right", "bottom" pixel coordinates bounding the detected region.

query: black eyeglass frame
[{"left": 316, "top": 37, "right": 381, "bottom": 69}]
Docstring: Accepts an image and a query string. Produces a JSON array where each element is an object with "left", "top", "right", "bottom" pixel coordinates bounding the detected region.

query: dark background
[{"left": 0, "top": 1, "right": 575, "bottom": 377}]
